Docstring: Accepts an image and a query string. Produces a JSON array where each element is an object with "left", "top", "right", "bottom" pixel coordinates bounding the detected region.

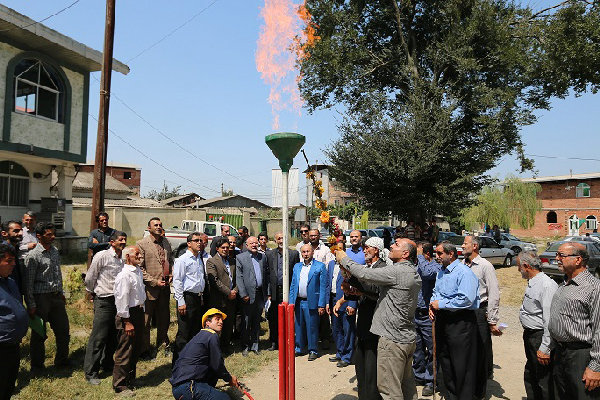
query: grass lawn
[{"left": 13, "top": 263, "right": 277, "bottom": 400}]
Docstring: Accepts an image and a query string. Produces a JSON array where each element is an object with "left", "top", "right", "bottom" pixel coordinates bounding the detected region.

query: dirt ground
[{"left": 240, "top": 304, "right": 527, "bottom": 400}]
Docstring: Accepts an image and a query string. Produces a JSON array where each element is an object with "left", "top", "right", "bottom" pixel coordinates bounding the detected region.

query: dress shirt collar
[
  {"left": 444, "top": 259, "right": 462, "bottom": 272},
  {"left": 568, "top": 268, "right": 591, "bottom": 286},
  {"left": 464, "top": 254, "right": 482, "bottom": 267},
  {"left": 350, "top": 246, "right": 363, "bottom": 254},
  {"left": 108, "top": 247, "right": 119, "bottom": 258},
  {"left": 184, "top": 249, "right": 200, "bottom": 260},
  {"left": 302, "top": 259, "right": 313, "bottom": 267},
  {"left": 124, "top": 264, "right": 138, "bottom": 272}
]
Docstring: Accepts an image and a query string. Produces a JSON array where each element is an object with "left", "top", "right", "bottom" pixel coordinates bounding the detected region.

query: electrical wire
[
  {"left": 0, "top": 0, "right": 81, "bottom": 33},
  {"left": 125, "top": 0, "right": 220, "bottom": 63},
  {"left": 90, "top": 74, "right": 272, "bottom": 189},
  {"left": 88, "top": 113, "right": 222, "bottom": 195},
  {"left": 525, "top": 153, "right": 600, "bottom": 162}
]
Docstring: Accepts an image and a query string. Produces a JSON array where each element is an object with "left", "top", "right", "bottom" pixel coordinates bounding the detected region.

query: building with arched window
[
  {"left": 0, "top": 5, "right": 128, "bottom": 235},
  {"left": 511, "top": 172, "right": 600, "bottom": 238}
]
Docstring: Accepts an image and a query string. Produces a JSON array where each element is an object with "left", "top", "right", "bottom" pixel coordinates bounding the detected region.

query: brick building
[
  {"left": 511, "top": 172, "right": 600, "bottom": 238},
  {"left": 77, "top": 161, "right": 141, "bottom": 194}
]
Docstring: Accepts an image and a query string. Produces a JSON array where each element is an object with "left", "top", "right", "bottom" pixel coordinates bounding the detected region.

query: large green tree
[{"left": 297, "top": 0, "right": 599, "bottom": 219}]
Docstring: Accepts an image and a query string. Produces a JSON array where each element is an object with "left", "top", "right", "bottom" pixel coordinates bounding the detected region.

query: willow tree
[
  {"left": 460, "top": 178, "right": 542, "bottom": 230},
  {"left": 297, "top": 0, "right": 600, "bottom": 219}
]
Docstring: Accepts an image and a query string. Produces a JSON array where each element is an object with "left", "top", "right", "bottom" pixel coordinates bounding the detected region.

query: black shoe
[
  {"left": 422, "top": 385, "right": 434, "bottom": 396},
  {"left": 268, "top": 343, "right": 278, "bottom": 351},
  {"left": 336, "top": 360, "right": 349, "bottom": 368},
  {"left": 308, "top": 352, "right": 318, "bottom": 361},
  {"left": 329, "top": 356, "right": 340, "bottom": 362}
]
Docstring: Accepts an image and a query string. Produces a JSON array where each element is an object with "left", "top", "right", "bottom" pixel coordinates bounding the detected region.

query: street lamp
[{"left": 265, "top": 132, "right": 305, "bottom": 400}]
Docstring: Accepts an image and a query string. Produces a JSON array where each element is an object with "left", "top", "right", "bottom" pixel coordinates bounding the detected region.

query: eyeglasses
[
  {"left": 300, "top": 230, "right": 309, "bottom": 233},
  {"left": 190, "top": 239, "right": 201, "bottom": 242},
  {"left": 556, "top": 252, "right": 579, "bottom": 258}
]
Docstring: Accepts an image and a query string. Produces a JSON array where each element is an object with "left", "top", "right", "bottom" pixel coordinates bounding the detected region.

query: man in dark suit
[
  {"left": 289, "top": 244, "right": 328, "bottom": 361},
  {"left": 236, "top": 237, "right": 267, "bottom": 355},
  {"left": 206, "top": 237, "right": 238, "bottom": 350},
  {"left": 209, "top": 225, "right": 231, "bottom": 257},
  {"left": 265, "top": 232, "right": 300, "bottom": 350},
  {"left": 137, "top": 217, "right": 173, "bottom": 358}
]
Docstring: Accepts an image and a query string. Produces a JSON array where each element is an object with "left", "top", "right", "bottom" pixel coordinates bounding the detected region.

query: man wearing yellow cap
[{"left": 170, "top": 308, "right": 239, "bottom": 399}]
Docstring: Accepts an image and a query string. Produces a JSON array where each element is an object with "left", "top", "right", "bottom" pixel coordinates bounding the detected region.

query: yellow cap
[{"left": 202, "top": 308, "right": 227, "bottom": 327}]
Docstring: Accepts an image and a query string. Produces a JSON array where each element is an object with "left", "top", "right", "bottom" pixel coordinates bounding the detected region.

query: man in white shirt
[
  {"left": 462, "top": 235, "right": 502, "bottom": 399},
  {"left": 172, "top": 232, "right": 206, "bottom": 362},
  {"left": 83, "top": 231, "right": 127, "bottom": 385},
  {"left": 19, "top": 211, "right": 37, "bottom": 260},
  {"left": 113, "top": 245, "right": 146, "bottom": 396},
  {"left": 295, "top": 224, "right": 311, "bottom": 252},
  {"left": 517, "top": 250, "right": 557, "bottom": 400}
]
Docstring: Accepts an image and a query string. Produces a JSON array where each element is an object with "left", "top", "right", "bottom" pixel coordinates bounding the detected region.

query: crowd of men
[{"left": 2, "top": 213, "right": 600, "bottom": 400}]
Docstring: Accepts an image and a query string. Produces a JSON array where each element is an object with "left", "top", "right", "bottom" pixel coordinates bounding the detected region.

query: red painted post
[
  {"left": 278, "top": 303, "right": 287, "bottom": 400},
  {"left": 287, "top": 304, "right": 295, "bottom": 400}
]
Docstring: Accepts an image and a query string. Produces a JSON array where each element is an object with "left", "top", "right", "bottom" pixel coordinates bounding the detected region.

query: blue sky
[{"left": 4, "top": 0, "right": 599, "bottom": 204}]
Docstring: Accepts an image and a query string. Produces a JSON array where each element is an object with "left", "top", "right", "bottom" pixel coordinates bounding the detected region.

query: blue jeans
[
  {"left": 413, "top": 309, "right": 434, "bottom": 386},
  {"left": 172, "top": 381, "right": 230, "bottom": 400}
]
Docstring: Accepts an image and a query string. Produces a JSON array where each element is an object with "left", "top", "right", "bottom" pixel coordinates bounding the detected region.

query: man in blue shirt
[
  {"left": 413, "top": 242, "right": 441, "bottom": 396},
  {"left": 170, "top": 308, "right": 239, "bottom": 400},
  {"left": 172, "top": 232, "right": 207, "bottom": 363},
  {"left": 0, "top": 243, "right": 28, "bottom": 399},
  {"left": 430, "top": 241, "right": 479, "bottom": 400},
  {"left": 347, "top": 230, "right": 366, "bottom": 265}
]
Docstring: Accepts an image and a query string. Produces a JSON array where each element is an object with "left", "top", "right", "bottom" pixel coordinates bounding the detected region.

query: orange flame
[{"left": 256, "top": 0, "right": 320, "bottom": 129}]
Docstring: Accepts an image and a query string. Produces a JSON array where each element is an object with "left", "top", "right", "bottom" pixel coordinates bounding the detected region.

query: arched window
[
  {"left": 546, "top": 211, "right": 557, "bottom": 223},
  {"left": 14, "top": 58, "right": 64, "bottom": 122},
  {"left": 576, "top": 183, "right": 591, "bottom": 198},
  {"left": 587, "top": 215, "right": 597, "bottom": 230},
  {"left": 0, "top": 161, "right": 29, "bottom": 206}
]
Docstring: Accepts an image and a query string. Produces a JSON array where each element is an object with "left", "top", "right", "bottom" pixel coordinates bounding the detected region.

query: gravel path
[{"left": 241, "top": 305, "right": 527, "bottom": 400}]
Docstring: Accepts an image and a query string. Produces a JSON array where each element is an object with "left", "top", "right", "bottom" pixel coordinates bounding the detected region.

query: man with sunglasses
[
  {"left": 295, "top": 224, "right": 311, "bottom": 252},
  {"left": 172, "top": 232, "right": 207, "bottom": 363},
  {"left": 549, "top": 242, "right": 600, "bottom": 398}
]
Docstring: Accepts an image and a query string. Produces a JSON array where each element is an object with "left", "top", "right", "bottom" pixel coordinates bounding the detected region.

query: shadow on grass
[
  {"left": 331, "top": 395, "right": 358, "bottom": 400},
  {"left": 135, "top": 363, "right": 172, "bottom": 388}
]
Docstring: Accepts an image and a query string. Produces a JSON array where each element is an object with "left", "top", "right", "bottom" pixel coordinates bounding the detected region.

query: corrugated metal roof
[
  {"left": 521, "top": 172, "right": 600, "bottom": 183},
  {"left": 72, "top": 172, "right": 132, "bottom": 194},
  {"left": 72, "top": 196, "right": 161, "bottom": 208}
]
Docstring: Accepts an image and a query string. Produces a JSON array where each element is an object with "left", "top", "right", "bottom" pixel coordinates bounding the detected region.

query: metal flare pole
[{"left": 282, "top": 170, "right": 289, "bottom": 303}]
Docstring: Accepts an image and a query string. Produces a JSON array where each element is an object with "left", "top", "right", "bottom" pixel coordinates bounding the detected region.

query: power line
[
  {"left": 0, "top": 0, "right": 81, "bottom": 32},
  {"left": 90, "top": 74, "right": 271, "bottom": 189},
  {"left": 125, "top": 0, "right": 220, "bottom": 63},
  {"left": 88, "top": 113, "right": 221, "bottom": 195},
  {"left": 525, "top": 153, "right": 600, "bottom": 162}
]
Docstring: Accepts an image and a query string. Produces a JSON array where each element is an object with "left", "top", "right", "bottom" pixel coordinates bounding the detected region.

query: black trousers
[
  {"left": 30, "top": 292, "right": 70, "bottom": 367},
  {"left": 354, "top": 335, "right": 382, "bottom": 400},
  {"left": 267, "top": 286, "right": 283, "bottom": 345},
  {"left": 242, "top": 289, "right": 264, "bottom": 351},
  {"left": 113, "top": 306, "right": 145, "bottom": 392},
  {"left": 0, "top": 342, "right": 20, "bottom": 400},
  {"left": 84, "top": 296, "right": 117, "bottom": 379},
  {"left": 553, "top": 342, "right": 600, "bottom": 399},
  {"left": 523, "top": 329, "right": 553, "bottom": 400},
  {"left": 474, "top": 307, "right": 492, "bottom": 398},
  {"left": 435, "top": 309, "right": 478, "bottom": 400},
  {"left": 173, "top": 292, "right": 204, "bottom": 361}
]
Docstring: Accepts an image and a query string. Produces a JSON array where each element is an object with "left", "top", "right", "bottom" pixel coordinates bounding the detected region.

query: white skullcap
[{"left": 365, "top": 237, "right": 384, "bottom": 251}]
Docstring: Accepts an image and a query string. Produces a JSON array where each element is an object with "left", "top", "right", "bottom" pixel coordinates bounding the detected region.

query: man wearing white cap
[{"left": 336, "top": 238, "right": 421, "bottom": 400}]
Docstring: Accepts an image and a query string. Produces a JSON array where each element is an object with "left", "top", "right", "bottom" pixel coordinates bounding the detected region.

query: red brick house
[
  {"left": 77, "top": 161, "right": 141, "bottom": 195},
  {"left": 511, "top": 172, "right": 600, "bottom": 238}
]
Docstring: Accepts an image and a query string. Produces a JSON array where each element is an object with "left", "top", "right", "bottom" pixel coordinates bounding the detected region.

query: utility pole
[
  {"left": 221, "top": 183, "right": 224, "bottom": 196},
  {"left": 90, "top": 0, "right": 116, "bottom": 231}
]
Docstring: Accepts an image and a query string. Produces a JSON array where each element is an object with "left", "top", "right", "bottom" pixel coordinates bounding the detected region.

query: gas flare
[{"left": 256, "top": 0, "right": 319, "bottom": 129}]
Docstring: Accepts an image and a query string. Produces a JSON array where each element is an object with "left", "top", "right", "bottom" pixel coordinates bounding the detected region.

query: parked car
[
  {"left": 143, "top": 220, "right": 239, "bottom": 258},
  {"left": 437, "top": 231, "right": 459, "bottom": 243},
  {"left": 561, "top": 235, "right": 600, "bottom": 243},
  {"left": 540, "top": 239, "right": 600, "bottom": 280},
  {"left": 451, "top": 236, "right": 515, "bottom": 267},
  {"left": 499, "top": 233, "right": 537, "bottom": 254}
]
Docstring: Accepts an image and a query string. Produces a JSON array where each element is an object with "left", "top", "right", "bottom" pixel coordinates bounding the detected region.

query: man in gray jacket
[
  {"left": 235, "top": 237, "right": 267, "bottom": 356},
  {"left": 337, "top": 238, "right": 421, "bottom": 400}
]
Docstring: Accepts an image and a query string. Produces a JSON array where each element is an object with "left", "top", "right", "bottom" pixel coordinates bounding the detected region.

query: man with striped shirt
[{"left": 549, "top": 242, "right": 600, "bottom": 398}]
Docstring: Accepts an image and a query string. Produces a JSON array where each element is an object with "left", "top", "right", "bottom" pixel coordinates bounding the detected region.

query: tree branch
[{"left": 389, "top": 0, "right": 419, "bottom": 79}]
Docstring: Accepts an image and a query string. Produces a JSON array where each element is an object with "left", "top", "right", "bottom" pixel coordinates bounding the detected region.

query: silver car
[
  {"left": 452, "top": 236, "right": 515, "bottom": 267},
  {"left": 499, "top": 233, "right": 537, "bottom": 254}
]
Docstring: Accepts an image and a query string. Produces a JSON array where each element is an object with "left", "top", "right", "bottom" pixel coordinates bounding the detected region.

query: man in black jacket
[{"left": 265, "top": 232, "right": 300, "bottom": 351}]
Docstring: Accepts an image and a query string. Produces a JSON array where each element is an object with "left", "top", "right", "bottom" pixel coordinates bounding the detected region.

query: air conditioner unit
[{"left": 39, "top": 197, "right": 66, "bottom": 236}]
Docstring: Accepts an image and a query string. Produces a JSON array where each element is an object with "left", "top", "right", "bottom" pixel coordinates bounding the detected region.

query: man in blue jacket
[
  {"left": 327, "top": 257, "right": 357, "bottom": 368},
  {"left": 289, "top": 243, "right": 328, "bottom": 361}
]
